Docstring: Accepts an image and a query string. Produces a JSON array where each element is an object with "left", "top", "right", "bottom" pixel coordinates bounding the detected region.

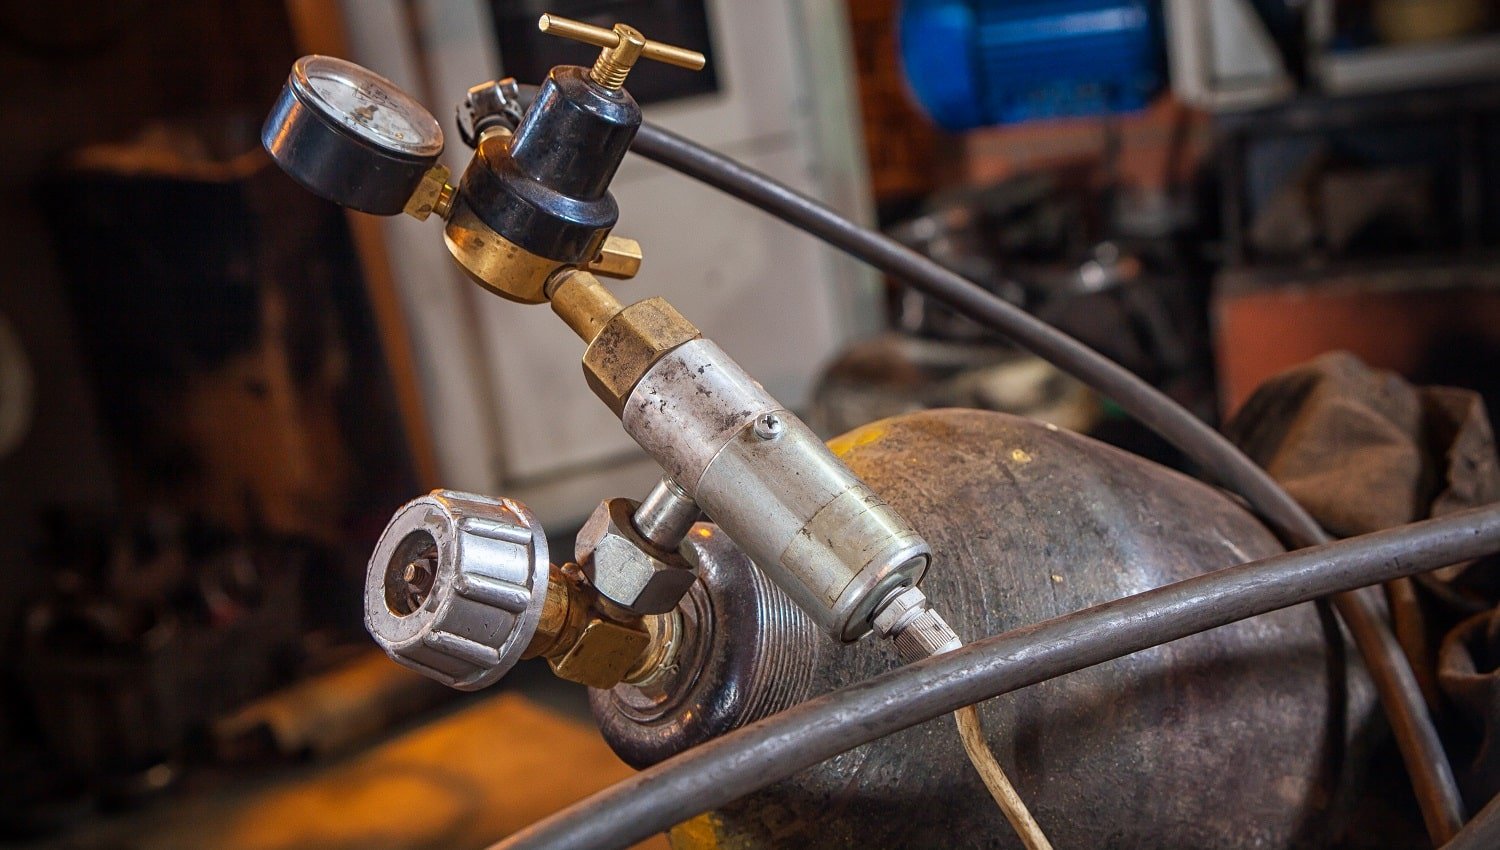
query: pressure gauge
[{"left": 262, "top": 55, "right": 444, "bottom": 215}]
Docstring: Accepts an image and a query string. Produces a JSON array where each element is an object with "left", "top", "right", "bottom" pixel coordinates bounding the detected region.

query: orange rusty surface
[
  {"left": 960, "top": 97, "right": 1210, "bottom": 193},
  {"left": 1214, "top": 279, "right": 1500, "bottom": 415}
]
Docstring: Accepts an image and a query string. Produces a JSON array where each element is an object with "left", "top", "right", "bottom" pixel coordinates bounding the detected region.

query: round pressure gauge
[{"left": 262, "top": 55, "right": 444, "bottom": 215}]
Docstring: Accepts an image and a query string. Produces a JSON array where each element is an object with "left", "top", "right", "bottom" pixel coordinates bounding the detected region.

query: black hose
[
  {"left": 627, "top": 121, "right": 1465, "bottom": 841},
  {"left": 494, "top": 503, "right": 1500, "bottom": 850}
]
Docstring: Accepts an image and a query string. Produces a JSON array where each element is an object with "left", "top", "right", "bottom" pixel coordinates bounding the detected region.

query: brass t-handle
[{"left": 537, "top": 13, "right": 706, "bottom": 90}]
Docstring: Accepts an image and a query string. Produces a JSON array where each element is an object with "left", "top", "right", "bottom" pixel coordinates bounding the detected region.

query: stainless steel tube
[
  {"left": 621, "top": 338, "right": 928, "bottom": 640},
  {"left": 631, "top": 477, "right": 699, "bottom": 550}
]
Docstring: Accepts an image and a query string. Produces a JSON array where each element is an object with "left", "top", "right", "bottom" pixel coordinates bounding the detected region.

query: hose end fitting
[{"left": 871, "top": 585, "right": 961, "bottom": 663}]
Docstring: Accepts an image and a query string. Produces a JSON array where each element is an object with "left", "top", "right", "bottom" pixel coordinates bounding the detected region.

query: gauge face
[{"left": 291, "top": 55, "right": 442, "bottom": 159}]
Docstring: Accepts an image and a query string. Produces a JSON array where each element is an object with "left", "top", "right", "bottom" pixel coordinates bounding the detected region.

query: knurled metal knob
[{"left": 364, "top": 490, "right": 549, "bottom": 691}]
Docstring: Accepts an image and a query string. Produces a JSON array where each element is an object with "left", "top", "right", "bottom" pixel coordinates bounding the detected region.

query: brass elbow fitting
[{"left": 524, "top": 562, "right": 679, "bottom": 690}]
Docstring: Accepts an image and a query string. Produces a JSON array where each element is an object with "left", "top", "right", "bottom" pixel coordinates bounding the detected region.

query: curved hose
[
  {"left": 627, "top": 122, "right": 1464, "bottom": 841},
  {"left": 494, "top": 503, "right": 1500, "bottom": 850}
]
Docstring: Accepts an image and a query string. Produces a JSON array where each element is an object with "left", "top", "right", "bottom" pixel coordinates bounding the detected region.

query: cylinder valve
[{"left": 364, "top": 491, "right": 550, "bottom": 691}]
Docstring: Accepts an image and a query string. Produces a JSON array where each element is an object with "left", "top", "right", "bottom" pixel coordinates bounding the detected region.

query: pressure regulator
[{"left": 261, "top": 14, "right": 950, "bottom": 698}]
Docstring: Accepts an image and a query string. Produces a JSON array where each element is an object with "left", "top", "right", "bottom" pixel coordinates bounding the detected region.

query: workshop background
[{"left": 0, "top": 0, "right": 1498, "bottom": 848}]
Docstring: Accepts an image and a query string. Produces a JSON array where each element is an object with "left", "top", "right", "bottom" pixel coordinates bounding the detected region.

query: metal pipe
[
  {"left": 493, "top": 503, "right": 1500, "bottom": 850},
  {"left": 627, "top": 121, "right": 1465, "bottom": 840},
  {"left": 632, "top": 477, "right": 699, "bottom": 551},
  {"left": 547, "top": 269, "right": 623, "bottom": 343}
]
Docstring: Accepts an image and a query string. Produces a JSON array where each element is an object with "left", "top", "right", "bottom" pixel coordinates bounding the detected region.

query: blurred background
[{"left": 0, "top": 0, "right": 1497, "bottom": 847}]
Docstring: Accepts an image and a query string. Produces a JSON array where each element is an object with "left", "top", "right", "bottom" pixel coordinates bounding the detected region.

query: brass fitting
[
  {"left": 522, "top": 562, "right": 678, "bottom": 690},
  {"left": 624, "top": 608, "right": 683, "bottom": 688},
  {"left": 537, "top": 14, "right": 706, "bottom": 91},
  {"left": 547, "top": 268, "right": 624, "bottom": 340},
  {"left": 403, "top": 163, "right": 454, "bottom": 221},
  {"left": 591, "top": 235, "right": 643, "bottom": 280},
  {"left": 551, "top": 617, "right": 652, "bottom": 689},
  {"left": 445, "top": 192, "right": 565, "bottom": 304},
  {"left": 548, "top": 270, "right": 701, "bottom": 414}
]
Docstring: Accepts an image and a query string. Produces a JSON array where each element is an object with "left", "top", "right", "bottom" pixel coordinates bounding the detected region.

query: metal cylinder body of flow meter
[
  {"left": 623, "top": 339, "right": 929, "bottom": 640},
  {"left": 550, "top": 272, "right": 930, "bottom": 641}
]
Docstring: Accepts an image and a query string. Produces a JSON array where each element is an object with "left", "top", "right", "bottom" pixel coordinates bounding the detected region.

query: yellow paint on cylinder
[
  {"left": 826, "top": 422, "right": 889, "bottom": 458},
  {"left": 668, "top": 812, "right": 732, "bottom": 850}
]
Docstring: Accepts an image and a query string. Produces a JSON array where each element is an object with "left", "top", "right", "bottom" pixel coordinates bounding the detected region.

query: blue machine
[{"left": 899, "top": 0, "right": 1164, "bottom": 131}]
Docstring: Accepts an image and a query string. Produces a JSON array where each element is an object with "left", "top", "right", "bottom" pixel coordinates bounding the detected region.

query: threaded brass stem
[
  {"left": 591, "top": 54, "right": 632, "bottom": 89},
  {"left": 523, "top": 564, "right": 584, "bottom": 659}
]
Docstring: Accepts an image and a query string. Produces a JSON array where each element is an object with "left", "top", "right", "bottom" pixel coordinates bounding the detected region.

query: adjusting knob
[{"left": 365, "top": 490, "right": 548, "bottom": 691}]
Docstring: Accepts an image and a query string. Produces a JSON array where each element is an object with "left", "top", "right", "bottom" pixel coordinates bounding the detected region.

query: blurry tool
[
  {"left": 0, "top": 312, "right": 34, "bottom": 459},
  {"left": 19, "top": 513, "right": 308, "bottom": 801},
  {"left": 213, "top": 650, "right": 451, "bottom": 762},
  {"left": 1164, "top": 0, "right": 1294, "bottom": 110},
  {"left": 811, "top": 335, "right": 1099, "bottom": 438},
  {"left": 1308, "top": 0, "right": 1500, "bottom": 94},
  {"left": 860, "top": 176, "right": 1212, "bottom": 439},
  {"left": 1373, "top": 0, "right": 1492, "bottom": 45}
]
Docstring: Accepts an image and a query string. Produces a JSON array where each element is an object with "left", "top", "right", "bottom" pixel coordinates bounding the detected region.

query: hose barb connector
[{"left": 872, "top": 586, "right": 962, "bottom": 663}]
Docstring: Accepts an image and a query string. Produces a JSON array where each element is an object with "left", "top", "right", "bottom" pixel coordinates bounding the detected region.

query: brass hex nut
[
  {"left": 576, "top": 498, "right": 696, "bottom": 615},
  {"left": 548, "top": 615, "right": 651, "bottom": 690},
  {"left": 403, "top": 163, "right": 452, "bottom": 221},
  {"left": 582, "top": 298, "right": 699, "bottom": 414}
]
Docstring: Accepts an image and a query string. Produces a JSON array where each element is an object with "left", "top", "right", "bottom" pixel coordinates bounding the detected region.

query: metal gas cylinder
[{"left": 590, "top": 409, "right": 1378, "bottom": 849}]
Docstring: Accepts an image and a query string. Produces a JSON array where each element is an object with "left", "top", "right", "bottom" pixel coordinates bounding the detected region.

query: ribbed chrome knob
[{"left": 364, "top": 490, "right": 548, "bottom": 691}]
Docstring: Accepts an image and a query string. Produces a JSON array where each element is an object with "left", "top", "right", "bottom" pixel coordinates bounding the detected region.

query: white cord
[
  {"left": 875, "top": 586, "right": 1053, "bottom": 850},
  {"left": 954, "top": 702, "right": 1053, "bottom": 850}
]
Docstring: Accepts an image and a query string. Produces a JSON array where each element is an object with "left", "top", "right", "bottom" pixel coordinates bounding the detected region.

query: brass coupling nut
[
  {"left": 547, "top": 271, "right": 701, "bottom": 415},
  {"left": 404, "top": 163, "right": 455, "bottom": 221}
]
